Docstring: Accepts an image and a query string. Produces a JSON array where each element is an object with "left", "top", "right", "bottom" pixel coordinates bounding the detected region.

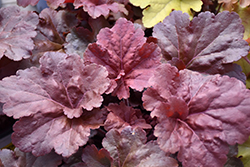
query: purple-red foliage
[
  {"left": 0, "top": 3, "right": 250, "bottom": 167},
  {"left": 153, "top": 10, "right": 249, "bottom": 80},
  {"left": 0, "top": 52, "right": 110, "bottom": 157},
  {"left": 142, "top": 63, "right": 250, "bottom": 167},
  {"left": 84, "top": 18, "right": 161, "bottom": 99}
]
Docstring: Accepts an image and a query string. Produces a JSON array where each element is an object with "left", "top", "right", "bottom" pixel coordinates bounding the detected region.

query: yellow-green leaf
[
  {"left": 238, "top": 136, "right": 250, "bottom": 166},
  {"left": 129, "top": 0, "right": 202, "bottom": 28},
  {"left": 233, "top": 5, "right": 250, "bottom": 39},
  {"left": 235, "top": 54, "right": 250, "bottom": 88}
]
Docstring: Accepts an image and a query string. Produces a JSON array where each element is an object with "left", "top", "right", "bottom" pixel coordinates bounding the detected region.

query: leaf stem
[{"left": 243, "top": 55, "right": 250, "bottom": 65}]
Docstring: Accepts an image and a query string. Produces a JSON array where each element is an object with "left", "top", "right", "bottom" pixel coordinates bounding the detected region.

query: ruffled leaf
[
  {"left": 81, "top": 145, "right": 112, "bottom": 167},
  {"left": 130, "top": 0, "right": 202, "bottom": 28},
  {"left": 12, "top": 108, "right": 107, "bottom": 157},
  {"left": 142, "top": 63, "right": 250, "bottom": 167},
  {"left": 0, "top": 6, "right": 39, "bottom": 61},
  {"left": 102, "top": 126, "right": 178, "bottom": 167},
  {"left": 104, "top": 102, "right": 151, "bottom": 132},
  {"left": 84, "top": 18, "right": 161, "bottom": 99},
  {"left": 0, "top": 52, "right": 110, "bottom": 119},
  {"left": 153, "top": 11, "right": 249, "bottom": 75},
  {"left": 0, "top": 148, "right": 62, "bottom": 167},
  {"left": 32, "top": 8, "right": 78, "bottom": 63}
]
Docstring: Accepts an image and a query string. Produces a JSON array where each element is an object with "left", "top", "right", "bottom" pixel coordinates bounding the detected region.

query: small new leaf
[
  {"left": 102, "top": 126, "right": 178, "bottom": 167},
  {"left": 0, "top": 6, "right": 39, "bottom": 61}
]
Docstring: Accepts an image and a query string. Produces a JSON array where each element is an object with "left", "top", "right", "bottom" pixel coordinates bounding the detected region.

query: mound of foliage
[{"left": 1, "top": 0, "right": 250, "bottom": 166}]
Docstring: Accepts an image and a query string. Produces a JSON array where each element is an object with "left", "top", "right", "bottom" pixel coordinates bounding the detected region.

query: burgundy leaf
[
  {"left": 0, "top": 6, "right": 39, "bottom": 61},
  {"left": 0, "top": 148, "right": 62, "bottom": 167},
  {"left": 153, "top": 10, "right": 249, "bottom": 75},
  {"left": 84, "top": 18, "right": 161, "bottom": 99},
  {"left": 38, "top": 8, "right": 78, "bottom": 42},
  {"left": 102, "top": 126, "right": 178, "bottom": 167},
  {"left": 142, "top": 63, "right": 250, "bottom": 167},
  {"left": 73, "top": 0, "right": 128, "bottom": 19},
  {"left": 32, "top": 8, "right": 78, "bottom": 64},
  {"left": 12, "top": 108, "right": 107, "bottom": 157},
  {"left": 0, "top": 52, "right": 110, "bottom": 119},
  {"left": 104, "top": 102, "right": 151, "bottom": 132},
  {"left": 81, "top": 145, "right": 112, "bottom": 167}
]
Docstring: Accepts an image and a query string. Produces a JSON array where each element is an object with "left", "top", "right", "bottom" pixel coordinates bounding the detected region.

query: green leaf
[
  {"left": 238, "top": 136, "right": 250, "bottom": 166},
  {"left": 129, "top": 0, "right": 202, "bottom": 28},
  {"left": 233, "top": 5, "right": 250, "bottom": 39},
  {"left": 235, "top": 54, "right": 250, "bottom": 88}
]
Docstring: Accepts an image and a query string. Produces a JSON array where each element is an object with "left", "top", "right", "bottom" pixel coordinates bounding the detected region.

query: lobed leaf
[
  {"left": 84, "top": 18, "right": 161, "bottom": 99},
  {"left": 153, "top": 10, "right": 249, "bottom": 76},
  {"left": 104, "top": 102, "right": 151, "bottom": 132},
  {"left": 142, "top": 63, "right": 250, "bottom": 167},
  {"left": 0, "top": 6, "right": 39, "bottom": 61},
  {"left": 0, "top": 148, "right": 62, "bottom": 167},
  {"left": 12, "top": 108, "right": 107, "bottom": 157},
  {"left": 0, "top": 52, "right": 110, "bottom": 157},
  {"left": 102, "top": 126, "right": 178, "bottom": 167},
  {"left": 0, "top": 52, "right": 110, "bottom": 119},
  {"left": 32, "top": 8, "right": 78, "bottom": 63},
  {"left": 129, "top": 0, "right": 202, "bottom": 28}
]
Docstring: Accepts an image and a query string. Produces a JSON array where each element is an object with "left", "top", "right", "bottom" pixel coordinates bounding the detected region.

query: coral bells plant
[{"left": 1, "top": 0, "right": 250, "bottom": 167}]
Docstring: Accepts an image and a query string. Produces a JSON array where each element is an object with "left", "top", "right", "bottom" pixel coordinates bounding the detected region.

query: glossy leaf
[
  {"left": 84, "top": 18, "right": 161, "bottom": 99},
  {"left": 102, "top": 126, "right": 178, "bottom": 167},
  {"left": 153, "top": 10, "right": 249, "bottom": 76},
  {"left": 142, "top": 63, "right": 250, "bottom": 167},
  {"left": 0, "top": 6, "right": 39, "bottom": 61},
  {"left": 129, "top": 0, "right": 202, "bottom": 28}
]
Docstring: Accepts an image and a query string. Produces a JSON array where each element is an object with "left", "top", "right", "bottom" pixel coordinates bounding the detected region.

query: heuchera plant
[{"left": 1, "top": 0, "right": 250, "bottom": 167}]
